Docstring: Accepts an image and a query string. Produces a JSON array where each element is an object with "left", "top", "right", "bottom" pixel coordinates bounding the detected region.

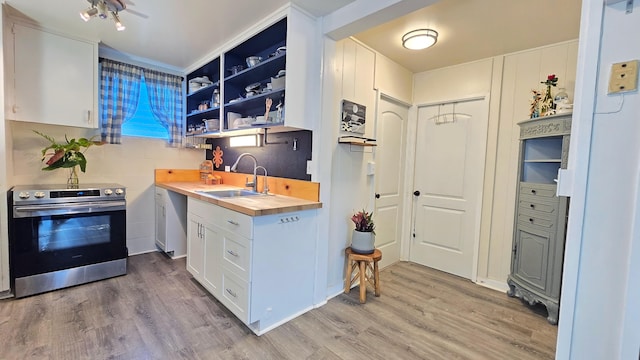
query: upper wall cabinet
[
  {"left": 185, "top": 6, "right": 319, "bottom": 137},
  {"left": 4, "top": 21, "right": 99, "bottom": 128}
]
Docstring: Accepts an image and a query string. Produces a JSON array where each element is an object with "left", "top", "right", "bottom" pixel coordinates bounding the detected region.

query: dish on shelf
[
  {"left": 229, "top": 97, "right": 242, "bottom": 103},
  {"left": 245, "top": 82, "right": 261, "bottom": 92},
  {"left": 246, "top": 56, "right": 262, "bottom": 67},
  {"left": 228, "top": 65, "right": 244, "bottom": 75}
]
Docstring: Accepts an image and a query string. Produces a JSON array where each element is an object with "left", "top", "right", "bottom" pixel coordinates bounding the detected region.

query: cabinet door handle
[
  {"left": 227, "top": 220, "right": 239, "bottom": 226},
  {"left": 87, "top": 110, "right": 91, "bottom": 123},
  {"left": 226, "top": 288, "right": 237, "bottom": 298},
  {"left": 226, "top": 250, "right": 239, "bottom": 257}
]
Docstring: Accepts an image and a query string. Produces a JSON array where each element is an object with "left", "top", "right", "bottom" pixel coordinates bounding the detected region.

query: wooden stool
[{"left": 344, "top": 247, "right": 382, "bottom": 303}]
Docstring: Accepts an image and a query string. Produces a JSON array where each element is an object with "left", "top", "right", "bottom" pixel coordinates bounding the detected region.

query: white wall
[
  {"left": 322, "top": 37, "right": 376, "bottom": 294},
  {"left": 412, "top": 41, "right": 578, "bottom": 289},
  {"left": 557, "top": 0, "right": 640, "bottom": 357},
  {"left": 8, "top": 121, "right": 203, "bottom": 255},
  {"left": 0, "top": 7, "right": 8, "bottom": 293}
]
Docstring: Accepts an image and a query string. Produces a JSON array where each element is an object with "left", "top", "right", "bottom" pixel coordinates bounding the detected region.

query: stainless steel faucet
[
  {"left": 255, "top": 166, "right": 269, "bottom": 194},
  {"left": 230, "top": 153, "right": 259, "bottom": 192}
]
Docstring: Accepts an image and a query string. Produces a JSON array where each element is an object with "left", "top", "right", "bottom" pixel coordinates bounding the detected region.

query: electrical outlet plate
[
  {"left": 306, "top": 160, "right": 313, "bottom": 175},
  {"left": 608, "top": 60, "right": 638, "bottom": 94}
]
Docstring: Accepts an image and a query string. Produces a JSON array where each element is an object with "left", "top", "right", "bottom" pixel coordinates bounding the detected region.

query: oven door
[{"left": 10, "top": 201, "right": 127, "bottom": 279}]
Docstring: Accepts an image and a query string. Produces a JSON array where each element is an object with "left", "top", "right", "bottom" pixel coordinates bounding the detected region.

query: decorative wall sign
[{"left": 341, "top": 100, "right": 366, "bottom": 134}]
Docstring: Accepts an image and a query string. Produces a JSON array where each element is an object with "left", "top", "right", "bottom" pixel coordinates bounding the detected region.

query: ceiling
[
  {"left": 3, "top": 0, "right": 582, "bottom": 74},
  {"left": 354, "top": 0, "right": 582, "bottom": 73}
]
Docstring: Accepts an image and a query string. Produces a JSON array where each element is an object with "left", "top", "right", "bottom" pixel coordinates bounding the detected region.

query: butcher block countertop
[{"left": 155, "top": 182, "right": 322, "bottom": 217}]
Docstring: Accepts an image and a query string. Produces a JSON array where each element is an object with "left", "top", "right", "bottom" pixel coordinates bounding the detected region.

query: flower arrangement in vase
[
  {"left": 34, "top": 130, "right": 102, "bottom": 188},
  {"left": 350, "top": 209, "right": 376, "bottom": 254},
  {"left": 539, "top": 74, "right": 558, "bottom": 116}
]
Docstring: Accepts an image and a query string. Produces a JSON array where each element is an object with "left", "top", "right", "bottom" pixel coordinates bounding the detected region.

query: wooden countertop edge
[{"left": 155, "top": 182, "right": 322, "bottom": 217}]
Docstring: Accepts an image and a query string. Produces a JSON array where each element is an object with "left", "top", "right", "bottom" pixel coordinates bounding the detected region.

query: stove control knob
[
  {"left": 115, "top": 188, "right": 124, "bottom": 196},
  {"left": 18, "top": 191, "right": 30, "bottom": 199},
  {"left": 34, "top": 191, "right": 46, "bottom": 198},
  {"left": 104, "top": 189, "right": 113, "bottom": 196}
]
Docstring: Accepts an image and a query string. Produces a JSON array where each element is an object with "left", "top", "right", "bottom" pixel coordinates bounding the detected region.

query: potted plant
[
  {"left": 34, "top": 130, "right": 102, "bottom": 188},
  {"left": 350, "top": 209, "right": 375, "bottom": 254}
]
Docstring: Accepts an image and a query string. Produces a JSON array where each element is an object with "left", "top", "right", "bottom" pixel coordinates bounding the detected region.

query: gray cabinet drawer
[
  {"left": 518, "top": 214, "right": 554, "bottom": 229},
  {"left": 519, "top": 183, "right": 556, "bottom": 199},
  {"left": 518, "top": 200, "right": 557, "bottom": 221}
]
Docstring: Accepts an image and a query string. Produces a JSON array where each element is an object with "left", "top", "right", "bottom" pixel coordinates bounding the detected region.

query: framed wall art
[{"left": 341, "top": 99, "right": 366, "bottom": 134}]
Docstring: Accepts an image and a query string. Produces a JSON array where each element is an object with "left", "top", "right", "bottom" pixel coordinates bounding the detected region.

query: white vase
[{"left": 351, "top": 230, "right": 375, "bottom": 254}]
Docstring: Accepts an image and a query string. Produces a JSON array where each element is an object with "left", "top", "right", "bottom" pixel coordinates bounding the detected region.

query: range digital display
[{"left": 50, "top": 189, "right": 101, "bottom": 198}]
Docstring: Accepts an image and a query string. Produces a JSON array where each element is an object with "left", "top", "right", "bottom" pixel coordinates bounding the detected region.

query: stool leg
[
  {"left": 374, "top": 259, "right": 381, "bottom": 297},
  {"left": 359, "top": 260, "right": 367, "bottom": 303},
  {"left": 344, "top": 256, "right": 353, "bottom": 294}
]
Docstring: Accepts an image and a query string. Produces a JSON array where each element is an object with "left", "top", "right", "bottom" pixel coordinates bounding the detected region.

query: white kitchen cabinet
[
  {"left": 186, "top": 210, "right": 205, "bottom": 281},
  {"left": 155, "top": 188, "right": 187, "bottom": 258},
  {"left": 4, "top": 21, "right": 98, "bottom": 128},
  {"left": 186, "top": 197, "right": 317, "bottom": 335},
  {"left": 185, "top": 5, "right": 320, "bottom": 137}
]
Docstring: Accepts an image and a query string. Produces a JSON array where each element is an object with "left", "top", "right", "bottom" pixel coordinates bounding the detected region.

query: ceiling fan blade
[{"left": 124, "top": 8, "right": 149, "bottom": 19}]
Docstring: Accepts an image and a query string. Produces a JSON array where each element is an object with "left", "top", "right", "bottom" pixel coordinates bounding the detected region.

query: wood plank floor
[{"left": 0, "top": 252, "right": 557, "bottom": 359}]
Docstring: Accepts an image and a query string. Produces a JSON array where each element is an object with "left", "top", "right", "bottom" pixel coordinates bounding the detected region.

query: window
[{"left": 121, "top": 75, "right": 169, "bottom": 139}]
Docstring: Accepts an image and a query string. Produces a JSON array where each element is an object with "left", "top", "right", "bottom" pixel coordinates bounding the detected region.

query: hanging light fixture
[
  {"left": 111, "top": 11, "right": 126, "bottom": 31},
  {"left": 402, "top": 29, "right": 438, "bottom": 50},
  {"left": 79, "top": 6, "right": 98, "bottom": 21},
  {"left": 79, "top": 0, "right": 126, "bottom": 31}
]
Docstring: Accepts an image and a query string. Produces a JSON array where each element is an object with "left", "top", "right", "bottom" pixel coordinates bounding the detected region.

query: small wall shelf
[{"left": 338, "top": 136, "right": 377, "bottom": 147}]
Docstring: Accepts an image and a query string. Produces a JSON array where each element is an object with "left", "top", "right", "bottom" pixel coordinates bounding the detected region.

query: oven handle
[{"left": 13, "top": 201, "right": 126, "bottom": 218}]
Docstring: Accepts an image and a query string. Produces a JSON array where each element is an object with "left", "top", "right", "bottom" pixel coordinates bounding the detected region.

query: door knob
[
  {"left": 413, "top": 190, "right": 421, "bottom": 196},
  {"left": 375, "top": 193, "right": 380, "bottom": 199}
]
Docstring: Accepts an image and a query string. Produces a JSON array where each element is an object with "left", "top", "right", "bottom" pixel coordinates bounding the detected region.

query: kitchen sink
[{"left": 196, "top": 189, "right": 264, "bottom": 198}]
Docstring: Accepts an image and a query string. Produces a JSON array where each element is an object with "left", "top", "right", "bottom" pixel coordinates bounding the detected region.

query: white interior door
[
  {"left": 409, "top": 98, "right": 489, "bottom": 279},
  {"left": 374, "top": 96, "right": 408, "bottom": 268}
]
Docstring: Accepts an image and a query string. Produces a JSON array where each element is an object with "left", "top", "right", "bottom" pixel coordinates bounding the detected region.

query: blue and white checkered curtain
[
  {"left": 100, "top": 59, "right": 143, "bottom": 144},
  {"left": 144, "top": 69, "right": 184, "bottom": 147}
]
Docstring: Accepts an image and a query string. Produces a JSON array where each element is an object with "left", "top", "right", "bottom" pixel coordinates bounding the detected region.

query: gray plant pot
[{"left": 351, "top": 230, "right": 375, "bottom": 254}]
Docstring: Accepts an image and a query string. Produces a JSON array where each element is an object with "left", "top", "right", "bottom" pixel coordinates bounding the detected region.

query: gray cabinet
[{"left": 507, "top": 114, "right": 571, "bottom": 325}]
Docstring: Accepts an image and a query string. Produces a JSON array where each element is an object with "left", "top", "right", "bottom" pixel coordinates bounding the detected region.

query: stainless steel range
[{"left": 8, "top": 183, "right": 127, "bottom": 298}]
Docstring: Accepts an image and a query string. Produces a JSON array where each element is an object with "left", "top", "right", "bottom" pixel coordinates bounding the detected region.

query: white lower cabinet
[
  {"left": 186, "top": 197, "right": 317, "bottom": 335},
  {"left": 155, "top": 187, "right": 187, "bottom": 258}
]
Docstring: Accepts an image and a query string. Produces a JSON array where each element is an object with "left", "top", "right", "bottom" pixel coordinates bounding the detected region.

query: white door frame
[{"left": 376, "top": 91, "right": 412, "bottom": 264}]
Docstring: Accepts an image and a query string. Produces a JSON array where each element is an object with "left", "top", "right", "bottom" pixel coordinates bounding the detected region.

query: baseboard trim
[{"left": 476, "top": 277, "right": 509, "bottom": 293}]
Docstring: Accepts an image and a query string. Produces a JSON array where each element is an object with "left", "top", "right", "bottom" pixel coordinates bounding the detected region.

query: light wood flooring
[{"left": 0, "top": 252, "right": 557, "bottom": 359}]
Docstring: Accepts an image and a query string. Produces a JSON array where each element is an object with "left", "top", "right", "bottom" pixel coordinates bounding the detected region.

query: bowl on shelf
[
  {"left": 204, "top": 119, "right": 220, "bottom": 132},
  {"left": 246, "top": 56, "right": 262, "bottom": 68},
  {"left": 228, "top": 65, "right": 244, "bottom": 75}
]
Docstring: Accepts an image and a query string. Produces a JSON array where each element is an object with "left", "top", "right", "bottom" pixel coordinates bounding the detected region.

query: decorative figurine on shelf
[
  {"left": 540, "top": 74, "right": 558, "bottom": 116},
  {"left": 530, "top": 89, "right": 542, "bottom": 119}
]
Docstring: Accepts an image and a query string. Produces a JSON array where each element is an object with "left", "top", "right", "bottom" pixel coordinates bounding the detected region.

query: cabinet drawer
[
  {"left": 222, "top": 231, "right": 251, "bottom": 281},
  {"left": 518, "top": 201, "right": 557, "bottom": 221},
  {"left": 518, "top": 214, "right": 555, "bottom": 229},
  {"left": 519, "top": 183, "right": 556, "bottom": 199},
  {"left": 220, "top": 270, "right": 249, "bottom": 324},
  {"left": 213, "top": 206, "right": 253, "bottom": 239}
]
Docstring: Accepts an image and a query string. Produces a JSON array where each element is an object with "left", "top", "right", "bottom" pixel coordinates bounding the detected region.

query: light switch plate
[
  {"left": 306, "top": 160, "right": 313, "bottom": 175},
  {"left": 225, "top": 165, "right": 230, "bottom": 172},
  {"left": 608, "top": 60, "right": 638, "bottom": 94}
]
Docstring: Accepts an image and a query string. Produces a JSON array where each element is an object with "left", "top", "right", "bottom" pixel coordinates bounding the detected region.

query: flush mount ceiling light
[
  {"left": 402, "top": 29, "right": 438, "bottom": 50},
  {"left": 80, "top": 0, "right": 127, "bottom": 31}
]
